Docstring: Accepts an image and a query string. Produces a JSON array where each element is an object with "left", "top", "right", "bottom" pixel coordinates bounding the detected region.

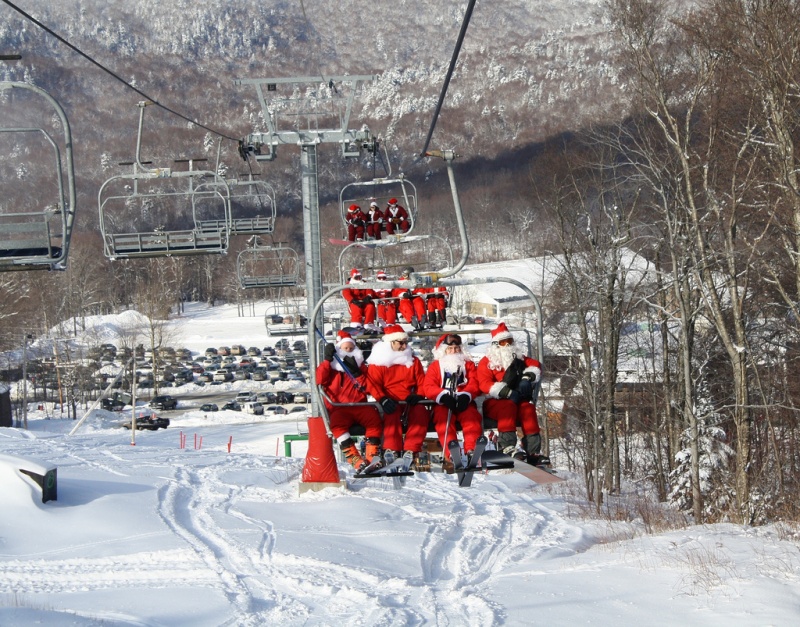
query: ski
[
  {"left": 353, "top": 452, "right": 414, "bottom": 480},
  {"left": 448, "top": 440, "right": 464, "bottom": 474},
  {"left": 480, "top": 450, "right": 565, "bottom": 484},
  {"left": 459, "top": 435, "right": 487, "bottom": 488},
  {"left": 397, "top": 450, "right": 414, "bottom": 486}
]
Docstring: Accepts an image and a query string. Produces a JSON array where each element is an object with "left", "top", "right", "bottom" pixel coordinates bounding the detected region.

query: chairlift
[
  {"left": 339, "top": 175, "right": 418, "bottom": 237},
  {"left": 264, "top": 300, "right": 307, "bottom": 336},
  {"left": 237, "top": 241, "right": 300, "bottom": 288},
  {"left": 97, "top": 102, "right": 231, "bottom": 260},
  {"left": 195, "top": 174, "right": 276, "bottom": 236},
  {"left": 0, "top": 82, "right": 76, "bottom": 271}
]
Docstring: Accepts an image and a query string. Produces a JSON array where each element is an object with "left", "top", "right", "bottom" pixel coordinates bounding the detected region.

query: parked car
[
  {"left": 214, "top": 369, "right": 233, "bottom": 382},
  {"left": 251, "top": 367, "right": 267, "bottom": 381},
  {"left": 199, "top": 403, "right": 219, "bottom": 412},
  {"left": 264, "top": 405, "right": 288, "bottom": 415},
  {"left": 236, "top": 391, "right": 256, "bottom": 403},
  {"left": 231, "top": 345, "right": 246, "bottom": 355},
  {"left": 221, "top": 401, "right": 241, "bottom": 411},
  {"left": 204, "top": 347, "right": 218, "bottom": 357},
  {"left": 247, "top": 346, "right": 261, "bottom": 356},
  {"left": 198, "top": 372, "right": 214, "bottom": 383},
  {"left": 256, "top": 391, "right": 277, "bottom": 404},
  {"left": 101, "top": 391, "right": 131, "bottom": 411},
  {"left": 233, "top": 370, "right": 249, "bottom": 381},
  {"left": 121, "top": 415, "right": 170, "bottom": 430},
  {"left": 289, "top": 405, "right": 308, "bottom": 413},
  {"left": 149, "top": 395, "right": 178, "bottom": 410},
  {"left": 242, "top": 402, "right": 264, "bottom": 415}
]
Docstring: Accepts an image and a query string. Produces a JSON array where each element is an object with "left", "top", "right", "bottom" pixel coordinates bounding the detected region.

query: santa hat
[
  {"left": 335, "top": 330, "right": 356, "bottom": 348},
  {"left": 376, "top": 270, "right": 387, "bottom": 280},
  {"left": 382, "top": 324, "right": 409, "bottom": 344},
  {"left": 348, "top": 204, "right": 360, "bottom": 212},
  {"left": 433, "top": 333, "right": 462, "bottom": 360},
  {"left": 350, "top": 268, "right": 362, "bottom": 279},
  {"left": 388, "top": 198, "right": 398, "bottom": 205},
  {"left": 491, "top": 322, "right": 513, "bottom": 343}
]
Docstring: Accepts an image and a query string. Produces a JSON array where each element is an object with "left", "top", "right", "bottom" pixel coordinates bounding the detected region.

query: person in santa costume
[
  {"left": 384, "top": 198, "right": 410, "bottom": 235},
  {"left": 346, "top": 204, "right": 366, "bottom": 241},
  {"left": 422, "top": 284, "right": 449, "bottom": 328},
  {"left": 365, "top": 324, "right": 429, "bottom": 458},
  {"left": 365, "top": 201, "right": 384, "bottom": 240},
  {"left": 392, "top": 266, "right": 427, "bottom": 329},
  {"left": 423, "top": 333, "right": 483, "bottom": 469},
  {"left": 316, "top": 330, "right": 383, "bottom": 471},
  {"left": 373, "top": 269, "right": 397, "bottom": 326},
  {"left": 342, "top": 268, "right": 377, "bottom": 328},
  {"left": 476, "top": 322, "right": 547, "bottom": 464}
]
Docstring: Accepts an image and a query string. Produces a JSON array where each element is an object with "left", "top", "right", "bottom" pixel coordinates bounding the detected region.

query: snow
[{"left": 2, "top": 303, "right": 799, "bottom": 626}]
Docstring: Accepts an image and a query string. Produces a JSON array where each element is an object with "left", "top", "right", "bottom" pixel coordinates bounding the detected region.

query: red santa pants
[
  {"left": 382, "top": 404, "right": 430, "bottom": 453},
  {"left": 397, "top": 297, "right": 426, "bottom": 324},
  {"left": 328, "top": 405, "right": 382, "bottom": 440},
  {"left": 432, "top": 404, "right": 483, "bottom": 458},
  {"left": 482, "top": 398, "right": 540, "bottom": 435},
  {"left": 348, "top": 301, "right": 376, "bottom": 325},
  {"left": 377, "top": 300, "right": 397, "bottom": 324}
]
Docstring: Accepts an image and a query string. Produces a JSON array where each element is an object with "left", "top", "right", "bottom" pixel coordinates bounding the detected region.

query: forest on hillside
[{"left": 3, "top": 0, "right": 800, "bottom": 527}]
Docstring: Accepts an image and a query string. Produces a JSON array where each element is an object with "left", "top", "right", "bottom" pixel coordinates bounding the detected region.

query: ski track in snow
[{"left": 1, "top": 432, "right": 582, "bottom": 625}]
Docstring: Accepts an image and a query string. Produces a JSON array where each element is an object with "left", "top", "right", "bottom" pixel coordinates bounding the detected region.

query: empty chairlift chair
[{"left": 0, "top": 82, "right": 76, "bottom": 271}]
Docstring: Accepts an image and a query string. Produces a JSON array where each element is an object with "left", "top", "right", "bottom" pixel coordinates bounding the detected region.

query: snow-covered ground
[{"left": 1, "top": 303, "right": 799, "bottom": 626}]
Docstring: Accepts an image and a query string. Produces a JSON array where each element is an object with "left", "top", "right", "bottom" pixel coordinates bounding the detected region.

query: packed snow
[{"left": 1, "top": 303, "right": 799, "bottom": 626}]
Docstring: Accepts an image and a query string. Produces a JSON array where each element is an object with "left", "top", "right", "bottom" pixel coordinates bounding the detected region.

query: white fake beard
[
  {"left": 438, "top": 352, "right": 468, "bottom": 375},
  {"left": 335, "top": 344, "right": 364, "bottom": 367},
  {"left": 486, "top": 343, "right": 518, "bottom": 370}
]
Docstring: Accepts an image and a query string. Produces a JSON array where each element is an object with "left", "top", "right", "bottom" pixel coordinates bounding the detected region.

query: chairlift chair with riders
[
  {"left": 97, "top": 102, "right": 231, "bottom": 260},
  {"left": 339, "top": 175, "right": 419, "bottom": 241},
  {"left": 0, "top": 81, "right": 76, "bottom": 271}
]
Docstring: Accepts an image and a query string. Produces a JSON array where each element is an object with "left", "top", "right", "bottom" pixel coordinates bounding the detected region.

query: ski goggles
[
  {"left": 493, "top": 338, "right": 514, "bottom": 346},
  {"left": 442, "top": 334, "right": 462, "bottom": 346}
]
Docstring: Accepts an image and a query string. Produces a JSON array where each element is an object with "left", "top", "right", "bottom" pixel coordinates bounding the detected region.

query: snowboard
[{"left": 480, "top": 450, "right": 565, "bottom": 484}]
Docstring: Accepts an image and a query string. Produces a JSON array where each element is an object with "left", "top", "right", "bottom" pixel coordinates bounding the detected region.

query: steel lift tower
[{"left": 236, "top": 75, "right": 376, "bottom": 414}]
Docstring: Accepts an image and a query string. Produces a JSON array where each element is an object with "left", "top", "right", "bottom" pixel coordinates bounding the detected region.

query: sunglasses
[
  {"left": 494, "top": 338, "right": 514, "bottom": 346},
  {"left": 392, "top": 339, "right": 409, "bottom": 346},
  {"left": 443, "top": 335, "right": 462, "bottom": 346}
]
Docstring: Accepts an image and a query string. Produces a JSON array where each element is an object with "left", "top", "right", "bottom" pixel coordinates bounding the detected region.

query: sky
[{"left": 1, "top": 302, "right": 799, "bottom": 626}]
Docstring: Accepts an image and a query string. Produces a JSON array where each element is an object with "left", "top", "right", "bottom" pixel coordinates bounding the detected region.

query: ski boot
[
  {"left": 340, "top": 437, "right": 368, "bottom": 472},
  {"left": 364, "top": 437, "right": 382, "bottom": 464}
]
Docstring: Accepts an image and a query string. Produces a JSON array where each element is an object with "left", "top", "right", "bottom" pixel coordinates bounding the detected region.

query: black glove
[
  {"left": 439, "top": 393, "right": 457, "bottom": 411},
  {"left": 406, "top": 393, "right": 425, "bottom": 406},
  {"left": 323, "top": 344, "right": 336, "bottom": 362},
  {"left": 379, "top": 396, "right": 397, "bottom": 414},
  {"left": 455, "top": 393, "right": 471, "bottom": 413},
  {"left": 342, "top": 356, "right": 360, "bottom": 376},
  {"left": 518, "top": 378, "right": 533, "bottom": 401},
  {"left": 499, "top": 385, "right": 520, "bottom": 404},
  {"left": 502, "top": 359, "right": 525, "bottom": 388}
]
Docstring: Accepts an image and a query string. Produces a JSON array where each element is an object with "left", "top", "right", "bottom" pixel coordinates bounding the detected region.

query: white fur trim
[
  {"left": 491, "top": 329, "right": 513, "bottom": 343},
  {"left": 489, "top": 381, "right": 506, "bottom": 399},
  {"left": 366, "top": 339, "right": 415, "bottom": 367},
  {"left": 524, "top": 366, "right": 542, "bottom": 382},
  {"left": 336, "top": 432, "right": 352, "bottom": 444},
  {"left": 383, "top": 330, "right": 408, "bottom": 343}
]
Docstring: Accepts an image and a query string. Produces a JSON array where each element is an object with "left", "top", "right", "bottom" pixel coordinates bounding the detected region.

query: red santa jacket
[
  {"left": 477, "top": 354, "right": 542, "bottom": 399},
  {"left": 316, "top": 359, "right": 369, "bottom": 409},
  {"left": 385, "top": 204, "right": 409, "bottom": 224},
  {"left": 366, "top": 341, "right": 426, "bottom": 402},
  {"left": 343, "top": 282, "right": 375, "bottom": 305},
  {"left": 423, "top": 359, "right": 480, "bottom": 404}
]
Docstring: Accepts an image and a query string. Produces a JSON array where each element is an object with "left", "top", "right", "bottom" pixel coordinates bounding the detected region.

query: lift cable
[
  {"left": 1, "top": 0, "right": 240, "bottom": 143},
  {"left": 419, "top": 0, "right": 478, "bottom": 158}
]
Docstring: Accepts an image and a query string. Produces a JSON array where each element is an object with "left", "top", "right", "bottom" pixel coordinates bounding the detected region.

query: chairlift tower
[{"left": 235, "top": 75, "right": 376, "bottom": 334}]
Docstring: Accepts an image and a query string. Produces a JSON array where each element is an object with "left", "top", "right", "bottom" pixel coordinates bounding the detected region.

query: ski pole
[
  {"left": 313, "top": 325, "right": 367, "bottom": 394},
  {"left": 443, "top": 366, "right": 461, "bottom": 450}
]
